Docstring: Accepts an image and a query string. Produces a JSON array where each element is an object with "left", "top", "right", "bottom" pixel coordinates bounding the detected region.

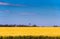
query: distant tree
[
  {"left": 33, "top": 24, "right": 37, "bottom": 27},
  {"left": 53, "top": 25, "right": 58, "bottom": 27}
]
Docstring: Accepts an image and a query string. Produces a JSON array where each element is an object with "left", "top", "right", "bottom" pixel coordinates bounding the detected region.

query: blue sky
[{"left": 0, "top": 0, "right": 60, "bottom": 26}]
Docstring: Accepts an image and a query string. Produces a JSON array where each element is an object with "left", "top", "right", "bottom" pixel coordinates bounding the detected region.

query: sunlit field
[{"left": 0, "top": 27, "right": 60, "bottom": 36}]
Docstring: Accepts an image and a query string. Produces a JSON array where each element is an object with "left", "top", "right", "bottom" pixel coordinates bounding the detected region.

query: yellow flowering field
[{"left": 0, "top": 27, "right": 60, "bottom": 36}]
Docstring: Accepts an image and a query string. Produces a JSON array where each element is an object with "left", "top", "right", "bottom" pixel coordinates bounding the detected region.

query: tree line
[
  {"left": 0, "top": 24, "right": 37, "bottom": 27},
  {"left": 0, "top": 24, "right": 59, "bottom": 27}
]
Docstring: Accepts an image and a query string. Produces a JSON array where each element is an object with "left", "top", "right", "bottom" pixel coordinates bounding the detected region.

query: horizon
[{"left": 0, "top": 0, "right": 60, "bottom": 26}]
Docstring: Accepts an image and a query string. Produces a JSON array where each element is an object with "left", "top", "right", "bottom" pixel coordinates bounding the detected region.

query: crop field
[{"left": 0, "top": 27, "right": 60, "bottom": 36}]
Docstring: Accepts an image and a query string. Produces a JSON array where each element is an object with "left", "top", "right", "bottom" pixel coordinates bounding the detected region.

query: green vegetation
[
  {"left": 0, "top": 36, "right": 60, "bottom": 39},
  {"left": 0, "top": 24, "right": 59, "bottom": 27},
  {"left": 0, "top": 25, "right": 38, "bottom": 27}
]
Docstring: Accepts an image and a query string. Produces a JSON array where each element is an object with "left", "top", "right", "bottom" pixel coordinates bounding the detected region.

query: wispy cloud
[
  {"left": 0, "top": 2, "right": 9, "bottom": 5},
  {"left": 0, "top": 2, "right": 24, "bottom": 6}
]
